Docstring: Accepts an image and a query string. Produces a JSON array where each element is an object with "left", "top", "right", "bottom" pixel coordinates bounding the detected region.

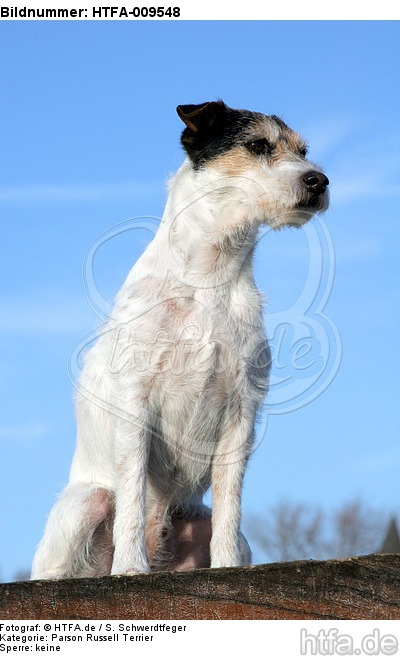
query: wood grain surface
[{"left": 1, "top": 555, "right": 399, "bottom": 620}]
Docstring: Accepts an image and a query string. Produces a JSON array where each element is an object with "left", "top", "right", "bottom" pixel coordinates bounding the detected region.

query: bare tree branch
[{"left": 247, "top": 498, "right": 389, "bottom": 563}]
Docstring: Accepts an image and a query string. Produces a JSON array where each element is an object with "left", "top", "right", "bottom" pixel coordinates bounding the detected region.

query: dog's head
[{"left": 177, "top": 101, "right": 329, "bottom": 229}]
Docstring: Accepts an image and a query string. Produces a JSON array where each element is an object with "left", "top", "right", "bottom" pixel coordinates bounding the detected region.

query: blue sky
[{"left": 1, "top": 20, "right": 400, "bottom": 582}]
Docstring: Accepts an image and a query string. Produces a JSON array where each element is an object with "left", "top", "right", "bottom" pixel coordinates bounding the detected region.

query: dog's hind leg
[
  {"left": 151, "top": 506, "right": 252, "bottom": 572},
  {"left": 31, "top": 484, "right": 114, "bottom": 579}
]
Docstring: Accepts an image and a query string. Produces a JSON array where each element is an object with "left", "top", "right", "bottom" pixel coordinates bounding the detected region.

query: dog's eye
[
  {"left": 246, "top": 139, "right": 273, "bottom": 156},
  {"left": 299, "top": 146, "right": 308, "bottom": 158}
]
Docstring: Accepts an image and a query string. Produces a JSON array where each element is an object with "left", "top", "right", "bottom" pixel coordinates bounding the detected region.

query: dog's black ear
[
  {"left": 177, "top": 101, "right": 231, "bottom": 166},
  {"left": 176, "top": 101, "right": 227, "bottom": 135}
]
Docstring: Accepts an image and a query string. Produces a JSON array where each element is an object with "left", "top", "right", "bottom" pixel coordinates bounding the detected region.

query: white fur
[{"left": 31, "top": 145, "right": 328, "bottom": 579}]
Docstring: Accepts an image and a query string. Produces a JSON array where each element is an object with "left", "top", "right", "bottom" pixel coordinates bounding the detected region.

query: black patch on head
[{"left": 176, "top": 101, "right": 256, "bottom": 169}]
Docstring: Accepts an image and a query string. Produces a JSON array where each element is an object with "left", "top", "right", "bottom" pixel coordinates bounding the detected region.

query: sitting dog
[{"left": 31, "top": 101, "right": 329, "bottom": 578}]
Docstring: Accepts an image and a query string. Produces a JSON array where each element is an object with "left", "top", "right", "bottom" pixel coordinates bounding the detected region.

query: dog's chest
[
  {"left": 111, "top": 273, "right": 267, "bottom": 409},
  {"left": 144, "top": 287, "right": 265, "bottom": 438}
]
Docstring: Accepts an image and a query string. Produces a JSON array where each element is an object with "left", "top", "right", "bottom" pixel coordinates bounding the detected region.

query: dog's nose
[{"left": 302, "top": 171, "right": 329, "bottom": 195}]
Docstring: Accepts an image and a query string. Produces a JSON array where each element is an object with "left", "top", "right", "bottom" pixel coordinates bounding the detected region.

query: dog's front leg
[
  {"left": 210, "top": 404, "right": 255, "bottom": 568},
  {"left": 111, "top": 412, "right": 151, "bottom": 575}
]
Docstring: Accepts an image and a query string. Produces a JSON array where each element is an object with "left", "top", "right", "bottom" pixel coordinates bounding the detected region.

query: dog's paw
[
  {"left": 111, "top": 562, "right": 150, "bottom": 576},
  {"left": 210, "top": 552, "right": 242, "bottom": 568},
  {"left": 210, "top": 540, "right": 243, "bottom": 569}
]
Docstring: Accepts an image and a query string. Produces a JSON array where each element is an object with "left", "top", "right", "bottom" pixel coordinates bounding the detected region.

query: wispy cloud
[
  {"left": 357, "top": 449, "right": 400, "bottom": 474},
  {"left": 304, "top": 114, "right": 400, "bottom": 204},
  {"left": 0, "top": 294, "right": 95, "bottom": 335},
  {"left": 333, "top": 177, "right": 400, "bottom": 203},
  {"left": 0, "top": 423, "right": 52, "bottom": 439},
  {"left": 303, "top": 115, "right": 357, "bottom": 160},
  {"left": 0, "top": 180, "right": 160, "bottom": 204}
]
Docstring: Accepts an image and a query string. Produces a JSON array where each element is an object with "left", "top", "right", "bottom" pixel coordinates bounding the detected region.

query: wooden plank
[{"left": 1, "top": 555, "right": 399, "bottom": 620}]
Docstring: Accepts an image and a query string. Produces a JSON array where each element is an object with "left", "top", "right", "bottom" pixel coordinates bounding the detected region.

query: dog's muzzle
[{"left": 301, "top": 170, "right": 330, "bottom": 208}]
